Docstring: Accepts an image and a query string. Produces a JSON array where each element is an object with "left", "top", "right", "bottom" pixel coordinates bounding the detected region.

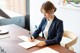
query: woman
[{"left": 29, "top": 1, "right": 63, "bottom": 47}]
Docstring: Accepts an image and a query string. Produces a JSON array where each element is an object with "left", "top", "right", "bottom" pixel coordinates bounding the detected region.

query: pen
[
  {"left": 29, "top": 32, "right": 31, "bottom": 35},
  {"left": 29, "top": 31, "right": 32, "bottom": 39}
]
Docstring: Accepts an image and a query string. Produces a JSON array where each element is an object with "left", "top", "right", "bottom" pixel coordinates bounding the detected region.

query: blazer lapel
[
  {"left": 42, "top": 20, "right": 47, "bottom": 31},
  {"left": 48, "top": 17, "right": 57, "bottom": 38}
]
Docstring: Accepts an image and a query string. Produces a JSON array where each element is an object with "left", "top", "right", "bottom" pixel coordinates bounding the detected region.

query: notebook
[
  {"left": 32, "top": 47, "right": 59, "bottom": 53},
  {"left": 18, "top": 35, "right": 40, "bottom": 49}
]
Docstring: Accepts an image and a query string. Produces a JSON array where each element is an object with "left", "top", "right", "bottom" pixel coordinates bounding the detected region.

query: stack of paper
[
  {"left": 18, "top": 35, "right": 40, "bottom": 49},
  {"left": 32, "top": 47, "right": 59, "bottom": 53}
]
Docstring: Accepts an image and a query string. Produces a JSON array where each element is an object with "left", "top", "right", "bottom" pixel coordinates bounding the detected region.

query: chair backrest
[
  {"left": 62, "top": 31, "right": 78, "bottom": 49},
  {"left": 63, "top": 31, "right": 77, "bottom": 39}
]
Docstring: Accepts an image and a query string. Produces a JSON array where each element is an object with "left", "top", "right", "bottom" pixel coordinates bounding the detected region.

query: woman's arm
[{"left": 32, "top": 18, "right": 46, "bottom": 39}]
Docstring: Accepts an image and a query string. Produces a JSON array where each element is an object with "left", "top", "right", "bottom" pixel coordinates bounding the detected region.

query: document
[
  {"left": 32, "top": 47, "right": 59, "bottom": 53},
  {"left": 18, "top": 35, "right": 30, "bottom": 42},
  {"left": 18, "top": 35, "right": 40, "bottom": 49}
]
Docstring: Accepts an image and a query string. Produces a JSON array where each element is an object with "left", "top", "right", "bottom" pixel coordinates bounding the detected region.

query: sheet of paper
[
  {"left": 18, "top": 35, "right": 40, "bottom": 49},
  {"left": 18, "top": 42, "right": 36, "bottom": 49},
  {"left": 18, "top": 35, "right": 29, "bottom": 42},
  {"left": 18, "top": 35, "right": 40, "bottom": 43},
  {"left": 32, "top": 47, "right": 59, "bottom": 53}
]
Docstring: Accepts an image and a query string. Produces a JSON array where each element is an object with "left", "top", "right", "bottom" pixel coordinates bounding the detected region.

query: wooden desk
[{"left": 0, "top": 24, "right": 75, "bottom": 53}]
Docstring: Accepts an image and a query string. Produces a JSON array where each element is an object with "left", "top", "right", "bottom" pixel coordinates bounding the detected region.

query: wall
[
  {"left": 55, "top": 5, "right": 80, "bottom": 53},
  {"left": 30, "top": 0, "right": 46, "bottom": 32},
  {"left": 30, "top": 0, "right": 80, "bottom": 53}
]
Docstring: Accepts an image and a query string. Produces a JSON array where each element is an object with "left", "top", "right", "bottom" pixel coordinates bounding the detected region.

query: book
[
  {"left": 31, "top": 47, "right": 59, "bottom": 53},
  {"left": 18, "top": 35, "right": 40, "bottom": 49}
]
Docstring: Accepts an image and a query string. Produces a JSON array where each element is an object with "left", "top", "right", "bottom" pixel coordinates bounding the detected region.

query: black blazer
[{"left": 32, "top": 16, "right": 63, "bottom": 45}]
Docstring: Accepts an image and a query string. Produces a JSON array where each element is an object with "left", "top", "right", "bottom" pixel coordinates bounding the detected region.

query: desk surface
[{"left": 0, "top": 24, "right": 75, "bottom": 53}]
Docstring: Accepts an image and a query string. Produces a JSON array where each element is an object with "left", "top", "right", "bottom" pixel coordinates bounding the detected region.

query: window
[
  {"left": 0, "top": 0, "right": 6, "bottom": 9},
  {"left": 0, "top": 0, "right": 27, "bottom": 16},
  {"left": 6, "top": 0, "right": 27, "bottom": 16}
]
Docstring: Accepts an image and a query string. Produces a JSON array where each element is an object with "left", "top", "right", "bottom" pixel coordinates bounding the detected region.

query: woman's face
[{"left": 41, "top": 9, "right": 54, "bottom": 19}]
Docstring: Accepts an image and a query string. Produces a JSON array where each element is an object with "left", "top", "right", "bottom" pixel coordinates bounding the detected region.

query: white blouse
[{"left": 43, "top": 18, "right": 53, "bottom": 39}]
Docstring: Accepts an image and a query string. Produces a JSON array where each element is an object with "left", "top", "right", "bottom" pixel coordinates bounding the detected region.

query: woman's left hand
[{"left": 36, "top": 41, "right": 46, "bottom": 47}]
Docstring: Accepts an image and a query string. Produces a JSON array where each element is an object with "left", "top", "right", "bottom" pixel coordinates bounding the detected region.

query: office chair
[{"left": 60, "top": 31, "right": 78, "bottom": 51}]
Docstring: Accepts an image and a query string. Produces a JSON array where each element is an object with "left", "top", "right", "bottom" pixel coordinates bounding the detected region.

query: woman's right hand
[{"left": 28, "top": 36, "right": 35, "bottom": 42}]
